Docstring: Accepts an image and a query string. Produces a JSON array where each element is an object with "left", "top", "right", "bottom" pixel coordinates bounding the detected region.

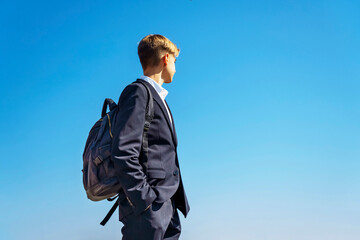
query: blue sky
[{"left": 1, "top": 0, "right": 359, "bottom": 239}]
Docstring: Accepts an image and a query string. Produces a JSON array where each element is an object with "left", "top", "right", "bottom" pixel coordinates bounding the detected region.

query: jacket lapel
[
  {"left": 165, "top": 100, "right": 178, "bottom": 146},
  {"left": 137, "top": 79, "right": 177, "bottom": 146}
]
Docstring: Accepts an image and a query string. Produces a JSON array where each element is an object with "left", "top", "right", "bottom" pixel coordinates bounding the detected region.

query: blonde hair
[{"left": 138, "top": 34, "right": 180, "bottom": 70}]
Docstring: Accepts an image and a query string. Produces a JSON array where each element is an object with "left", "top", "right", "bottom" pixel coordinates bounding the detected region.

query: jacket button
[{"left": 173, "top": 170, "right": 179, "bottom": 176}]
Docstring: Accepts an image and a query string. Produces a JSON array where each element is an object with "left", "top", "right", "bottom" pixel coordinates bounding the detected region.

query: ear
[{"left": 162, "top": 53, "right": 169, "bottom": 66}]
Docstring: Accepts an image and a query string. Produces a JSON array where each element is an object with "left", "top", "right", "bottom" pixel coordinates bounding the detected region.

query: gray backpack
[{"left": 82, "top": 80, "right": 154, "bottom": 225}]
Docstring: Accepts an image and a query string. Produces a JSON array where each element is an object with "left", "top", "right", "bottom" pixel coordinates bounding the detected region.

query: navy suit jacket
[{"left": 111, "top": 79, "right": 190, "bottom": 221}]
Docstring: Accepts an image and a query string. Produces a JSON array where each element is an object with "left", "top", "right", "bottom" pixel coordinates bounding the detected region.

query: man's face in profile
[{"left": 163, "top": 53, "right": 177, "bottom": 84}]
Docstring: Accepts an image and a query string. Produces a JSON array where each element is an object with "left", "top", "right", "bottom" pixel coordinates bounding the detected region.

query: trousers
[{"left": 120, "top": 197, "right": 181, "bottom": 240}]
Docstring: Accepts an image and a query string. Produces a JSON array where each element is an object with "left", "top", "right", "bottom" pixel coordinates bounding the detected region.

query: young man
[{"left": 111, "top": 34, "right": 190, "bottom": 240}]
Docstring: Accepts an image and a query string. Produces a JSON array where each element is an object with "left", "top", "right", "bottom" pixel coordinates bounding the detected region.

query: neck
[
  {"left": 143, "top": 69, "right": 164, "bottom": 86},
  {"left": 144, "top": 73, "right": 164, "bottom": 86}
]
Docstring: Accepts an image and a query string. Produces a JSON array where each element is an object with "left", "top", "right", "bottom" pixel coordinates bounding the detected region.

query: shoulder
[
  {"left": 124, "top": 81, "right": 147, "bottom": 95},
  {"left": 118, "top": 81, "right": 148, "bottom": 104}
]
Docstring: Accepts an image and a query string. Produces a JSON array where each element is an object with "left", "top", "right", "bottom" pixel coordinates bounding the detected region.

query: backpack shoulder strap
[
  {"left": 134, "top": 80, "right": 154, "bottom": 126},
  {"left": 134, "top": 80, "right": 154, "bottom": 166}
]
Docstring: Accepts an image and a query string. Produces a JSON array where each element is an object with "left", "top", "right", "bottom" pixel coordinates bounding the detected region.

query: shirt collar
[{"left": 139, "top": 75, "right": 168, "bottom": 100}]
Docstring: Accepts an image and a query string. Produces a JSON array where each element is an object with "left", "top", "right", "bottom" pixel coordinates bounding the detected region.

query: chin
[{"left": 165, "top": 78, "right": 173, "bottom": 84}]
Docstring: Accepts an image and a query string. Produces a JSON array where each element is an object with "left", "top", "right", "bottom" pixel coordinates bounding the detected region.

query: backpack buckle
[
  {"left": 94, "top": 156, "right": 103, "bottom": 166},
  {"left": 144, "top": 122, "right": 150, "bottom": 131}
]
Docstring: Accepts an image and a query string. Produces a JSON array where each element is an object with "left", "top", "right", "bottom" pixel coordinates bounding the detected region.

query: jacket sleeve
[{"left": 111, "top": 83, "right": 157, "bottom": 216}]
